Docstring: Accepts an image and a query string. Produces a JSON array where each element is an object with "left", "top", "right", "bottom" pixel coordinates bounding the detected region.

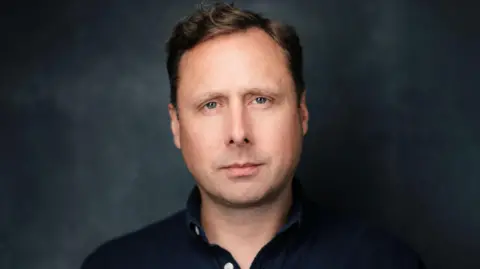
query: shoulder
[
  {"left": 80, "top": 209, "right": 188, "bottom": 269},
  {"left": 303, "top": 201, "right": 425, "bottom": 268},
  {"left": 342, "top": 222, "right": 425, "bottom": 268}
]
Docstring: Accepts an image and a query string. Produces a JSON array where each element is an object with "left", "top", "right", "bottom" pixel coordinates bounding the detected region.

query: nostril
[{"left": 229, "top": 137, "right": 250, "bottom": 145}]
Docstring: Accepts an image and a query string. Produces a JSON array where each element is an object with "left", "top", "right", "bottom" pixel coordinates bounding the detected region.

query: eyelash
[{"left": 202, "top": 97, "right": 272, "bottom": 110}]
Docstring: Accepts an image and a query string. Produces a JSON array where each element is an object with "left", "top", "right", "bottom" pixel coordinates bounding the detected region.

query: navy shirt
[{"left": 81, "top": 179, "right": 425, "bottom": 269}]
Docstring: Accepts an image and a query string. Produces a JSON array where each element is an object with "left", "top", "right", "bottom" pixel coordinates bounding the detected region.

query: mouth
[{"left": 221, "top": 163, "right": 263, "bottom": 178}]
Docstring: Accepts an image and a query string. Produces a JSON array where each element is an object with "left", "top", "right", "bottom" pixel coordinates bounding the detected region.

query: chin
[
  {"left": 200, "top": 171, "right": 290, "bottom": 207},
  {"left": 221, "top": 195, "right": 268, "bottom": 209},
  {"left": 216, "top": 186, "right": 279, "bottom": 208}
]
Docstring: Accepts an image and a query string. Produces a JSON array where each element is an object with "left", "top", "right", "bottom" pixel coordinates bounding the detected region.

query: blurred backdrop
[{"left": 1, "top": 0, "right": 479, "bottom": 268}]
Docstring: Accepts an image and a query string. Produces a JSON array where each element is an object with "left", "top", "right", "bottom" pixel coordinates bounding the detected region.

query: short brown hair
[{"left": 166, "top": 2, "right": 305, "bottom": 109}]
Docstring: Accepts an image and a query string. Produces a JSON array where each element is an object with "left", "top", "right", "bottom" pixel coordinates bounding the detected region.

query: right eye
[{"left": 204, "top": 101, "right": 218, "bottom": 110}]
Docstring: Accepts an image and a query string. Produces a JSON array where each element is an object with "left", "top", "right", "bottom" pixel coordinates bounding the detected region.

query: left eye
[{"left": 254, "top": 97, "right": 268, "bottom": 104}]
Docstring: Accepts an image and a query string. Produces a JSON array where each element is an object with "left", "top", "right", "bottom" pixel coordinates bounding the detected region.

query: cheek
[
  {"left": 253, "top": 111, "right": 301, "bottom": 156},
  {"left": 180, "top": 119, "right": 222, "bottom": 160}
]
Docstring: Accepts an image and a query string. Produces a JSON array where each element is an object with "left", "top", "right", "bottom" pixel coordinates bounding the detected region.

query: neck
[{"left": 199, "top": 182, "right": 293, "bottom": 263}]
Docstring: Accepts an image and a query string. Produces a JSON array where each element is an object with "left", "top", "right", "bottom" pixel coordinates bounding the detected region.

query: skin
[{"left": 168, "top": 27, "right": 309, "bottom": 268}]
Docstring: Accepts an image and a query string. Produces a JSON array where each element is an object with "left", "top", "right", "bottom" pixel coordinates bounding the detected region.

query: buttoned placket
[{"left": 192, "top": 224, "right": 242, "bottom": 269}]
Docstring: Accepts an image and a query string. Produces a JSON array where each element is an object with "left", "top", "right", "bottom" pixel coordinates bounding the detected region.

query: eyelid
[
  {"left": 251, "top": 96, "right": 272, "bottom": 104},
  {"left": 204, "top": 100, "right": 217, "bottom": 105},
  {"left": 197, "top": 94, "right": 274, "bottom": 109},
  {"left": 199, "top": 99, "right": 221, "bottom": 111}
]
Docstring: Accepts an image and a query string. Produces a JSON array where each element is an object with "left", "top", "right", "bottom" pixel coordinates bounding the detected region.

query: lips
[
  {"left": 221, "top": 163, "right": 263, "bottom": 178},
  {"left": 226, "top": 163, "right": 260, "bottom": 168}
]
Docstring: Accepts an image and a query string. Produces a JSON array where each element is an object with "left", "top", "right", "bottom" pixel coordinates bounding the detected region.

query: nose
[{"left": 226, "top": 104, "right": 251, "bottom": 146}]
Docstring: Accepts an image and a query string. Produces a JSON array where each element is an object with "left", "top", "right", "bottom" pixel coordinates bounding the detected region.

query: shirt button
[
  {"left": 194, "top": 226, "right": 200, "bottom": 236},
  {"left": 224, "top": 262, "right": 234, "bottom": 269}
]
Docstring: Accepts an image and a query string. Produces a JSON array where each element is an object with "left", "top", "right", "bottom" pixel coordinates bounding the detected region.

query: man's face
[{"left": 168, "top": 28, "right": 309, "bottom": 207}]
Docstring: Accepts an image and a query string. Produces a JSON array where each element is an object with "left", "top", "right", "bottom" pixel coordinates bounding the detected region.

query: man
[{"left": 81, "top": 2, "right": 425, "bottom": 269}]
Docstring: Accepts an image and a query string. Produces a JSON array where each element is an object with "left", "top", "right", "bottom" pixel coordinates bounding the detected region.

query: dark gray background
[{"left": 1, "top": 0, "right": 479, "bottom": 268}]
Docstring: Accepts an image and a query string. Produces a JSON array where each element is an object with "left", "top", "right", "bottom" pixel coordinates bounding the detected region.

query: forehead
[{"left": 176, "top": 28, "right": 294, "bottom": 101}]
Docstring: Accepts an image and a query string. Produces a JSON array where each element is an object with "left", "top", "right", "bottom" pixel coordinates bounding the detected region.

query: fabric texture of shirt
[{"left": 81, "top": 178, "right": 425, "bottom": 269}]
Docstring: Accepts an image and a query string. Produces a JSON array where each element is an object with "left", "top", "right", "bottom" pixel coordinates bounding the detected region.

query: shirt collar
[{"left": 185, "top": 177, "right": 305, "bottom": 239}]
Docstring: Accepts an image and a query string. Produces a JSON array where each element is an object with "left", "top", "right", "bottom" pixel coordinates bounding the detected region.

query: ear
[
  {"left": 299, "top": 91, "right": 309, "bottom": 136},
  {"left": 168, "top": 103, "right": 181, "bottom": 149}
]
